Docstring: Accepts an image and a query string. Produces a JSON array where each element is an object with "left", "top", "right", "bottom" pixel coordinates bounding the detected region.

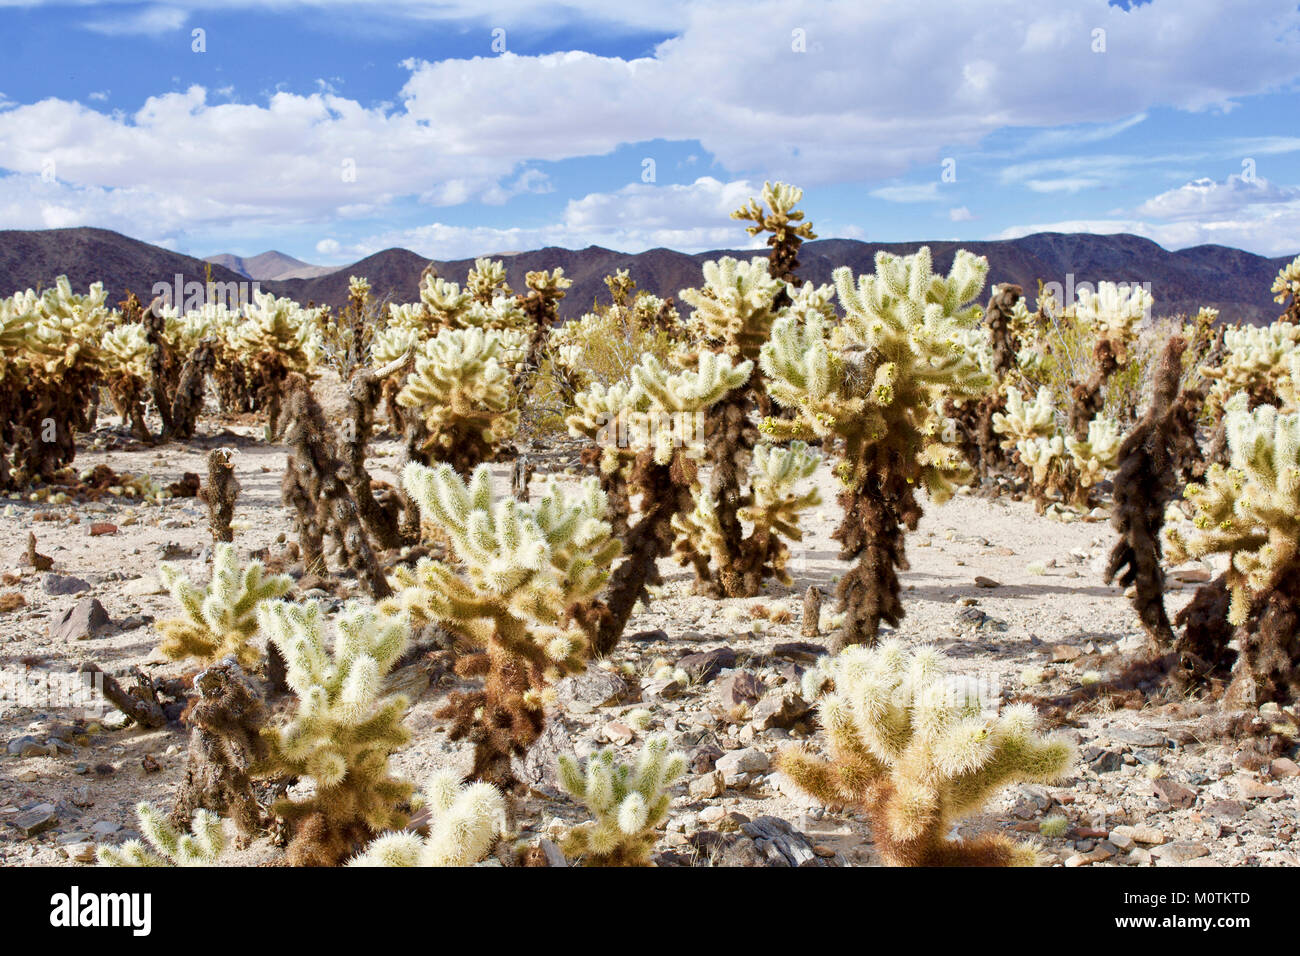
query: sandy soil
[{"left": 1, "top": 406, "right": 1296, "bottom": 867}]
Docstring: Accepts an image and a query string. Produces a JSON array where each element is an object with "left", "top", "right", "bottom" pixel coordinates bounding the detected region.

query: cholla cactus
[
  {"left": 257, "top": 600, "right": 415, "bottom": 865},
  {"left": 730, "top": 180, "right": 817, "bottom": 283},
  {"left": 566, "top": 352, "right": 752, "bottom": 653},
  {"left": 1273, "top": 254, "right": 1300, "bottom": 323},
  {"left": 1065, "top": 416, "right": 1122, "bottom": 490},
  {"left": 155, "top": 542, "right": 292, "bottom": 669},
  {"left": 1074, "top": 282, "right": 1150, "bottom": 359},
  {"left": 1016, "top": 434, "right": 1067, "bottom": 510},
  {"left": 227, "top": 291, "right": 323, "bottom": 431},
  {"left": 0, "top": 277, "right": 110, "bottom": 484},
  {"left": 390, "top": 463, "right": 620, "bottom": 785},
  {"left": 679, "top": 256, "right": 785, "bottom": 358},
  {"left": 1105, "top": 337, "right": 1202, "bottom": 653},
  {"left": 557, "top": 735, "right": 686, "bottom": 866},
  {"left": 672, "top": 253, "right": 827, "bottom": 596},
  {"left": 943, "top": 284, "right": 1024, "bottom": 481},
  {"left": 230, "top": 291, "right": 321, "bottom": 370},
  {"left": 992, "top": 386, "right": 1057, "bottom": 447},
  {"left": 1201, "top": 320, "right": 1300, "bottom": 409},
  {"left": 1165, "top": 394, "right": 1300, "bottom": 704},
  {"left": 569, "top": 352, "right": 753, "bottom": 469},
  {"left": 467, "top": 257, "right": 512, "bottom": 305},
  {"left": 516, "top": 267, "right": 573, "bottom": 373},
  {"left": 396, "top": 326, "right": 522, "bottom": 473},
  {"left": 1280, "top": 350, "right": 1300, "bottom": 411},
  {"left": 318, "top": 275, "right": 377, "bottom": 379},
  {"left": 97, "top": 803, "right": 226, "bottom": 867},
  {"left": 101, "top": 321, "right": 154, "bottom": 438},
  {"left": 780, "top": 641, "right": 1073, "bottom": 866},
  {"left": 760, "top": 248, "right": 991, "bottom": 649},
  {"left": 1066, "top": 282, "right": 1150, "bottom": 441},
  {"left": 673, "top": 440, "right": 822, "bottom": 596},
  {"left": 349, "top": 770, "right": 506, "bottom": 866}
]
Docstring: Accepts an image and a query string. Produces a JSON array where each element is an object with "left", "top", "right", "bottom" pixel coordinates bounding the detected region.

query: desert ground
[{"left": 1, "top": 386, "right": 1296, "bottom": 868}]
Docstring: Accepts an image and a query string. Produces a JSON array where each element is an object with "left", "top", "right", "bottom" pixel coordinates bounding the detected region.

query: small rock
[
  {"left": 11, "top": 804, "right": 58, "bottom": 837},
  {"left": 537, "top": 838, "right": 567, "bottom": 867},
  {"left": 41, "top": 573, "right": 92, "bottom": 596},
  {"left": 88, "top": 523, "right": 118, "bottom": 537},
  {"left": 677, "top": 648, "right": 737, "bottom": 683},
  {"left": 6, "top": 735, "right": 43, "bottom": 757},
  {"left": 554, "top": 666, "right": 628, "bottom": 711},
  {"left": 770, "top": 642, "right": 827, "bottom": 663},
  {"left": 690, "top": 744, "right": 723, "bottom": 774},
  {"left": 122, "top": 576, "right": 166, "bottom": 597},
  {"left": 716, "top": 747, "right": 770, "bottom": 777},
  {"left": 689, "top": 771, "right": 725, "bottom": 800},
  {"left": 717, "top": 672, "right": 765, "bottom": 709},
  {"left": 973, "top": 576, "right": 1001, "bottom": 589},
  {"left": 641, "top": 677, "right": 682, "bottom": 702},
  {"left": 751, "top": 692, "right": 813, "bottom": 731},
  {"left": 1152, "top": 778, "right": 1197, "bottom": 809},
  {"left": 1108, "top": 828, "right": 1134, "bottom": 851},
  {"left": 1151, "top": 841, "right": 1210, "bottom": 865},
  {"left": 603, "top": 722, "right": 635, "bottom": 745},
  {"left": 1202, "top": 799, "right": 1246, "bottom": 820},
  {"left": 47, "top": 598, "right": 113, "bottom": 642},
  {"left": 1239, "top": 778, "right": 1286, "bottom": 800},
  {"left": 1084, "top": 747, "right": 1123, "bottom": 774},
  {"left": 699, "top": 805, "right": 729, "bottom": 826},
  {"left": 61, "top": 842, "right": 97, "bottom": 863},
  {"left": 1051, "top": 644, "right": 1082, "bottom": 663},
  {"left": 1270, "top": 757, "right": 1299, "bottom": 779}
]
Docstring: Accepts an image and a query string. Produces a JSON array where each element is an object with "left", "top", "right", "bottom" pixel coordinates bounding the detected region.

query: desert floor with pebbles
[{"left": 1, "top": 408, "right": 1297, "bottom": 867}]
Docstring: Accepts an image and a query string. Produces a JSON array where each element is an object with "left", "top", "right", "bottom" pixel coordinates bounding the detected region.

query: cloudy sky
[{"left": 0, "top": 0, "right": 1298, "bottom": 264}]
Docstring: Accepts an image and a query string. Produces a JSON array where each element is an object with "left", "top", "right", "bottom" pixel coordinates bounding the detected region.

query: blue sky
[{"left": 0, "top": 0, "right": 1298, "bottom": 265}]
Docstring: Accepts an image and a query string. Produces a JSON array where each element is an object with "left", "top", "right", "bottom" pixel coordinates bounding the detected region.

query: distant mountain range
[
  {"left": 205, "top": 250, "right": 337, "bottom": 281},
  {"left": 1, "top": 226, "right": 1293, "bottom": 325}
]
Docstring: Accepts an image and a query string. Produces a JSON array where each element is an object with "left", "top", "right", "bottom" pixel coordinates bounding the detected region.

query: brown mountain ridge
[{"left": 2, "top": 226, "right": 1293, "bottom": 325}]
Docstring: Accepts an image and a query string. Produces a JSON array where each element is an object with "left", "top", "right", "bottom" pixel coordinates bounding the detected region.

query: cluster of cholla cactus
[
  {"left": 255, "top": 599, "right": 415, "bottom": 865},
  {"left": 349, "top": 770, "right": 506, "bottom": 866},
  {"left": 944, "top": 284, "right": 1024, "bottom": 479},
  {"left": 373, "top": 261, "right": 531, "bottom": 472},
  {"left": 993, "top": 383, "right": 1123, "bottom": 513},
  {"left": 672, "top": 439, "right": 821, "bottom": 597},
  {"left": 760, "top": 247, "right": 991, "bottom": 649},
  {"left": 317, "top": 276, "right": 380, "bottom": 380},
  {"left": 557, "top": 735, "right": 687, "bottom": 866},
  {"left": 1066, "top": 282, "right": 1150, "bottom": 438},
  {"left": 537, "top": 285, "right": 683, "bottom": 422},
  {"left": 155, "top": 542, "right": 292, "bottom": 669},
  {"left": 0, "top": 276, "right": 110, "bottom": 487},
  {"left": 396, "top": 326, "right": 525, "bottom": 473},
  {"left": 566, "top": 352, "right": 752, "bottom": 653},
  {"left": 388, "top": 462, "right": 620, "bottom": 786},
  {"left": 779, "top": 641, "right": 1074, "bottom": 866},
  {"left": 1201, "top": 318, "right": 1299, "bottom": 412},
  {"left": 1165, "top": 395, "right": 1300, "bottom": 705},
  {"left": 1273, "top": 254, "right": 1300, "bottom": 324},
  {"left": 97, "top": 803, "right": 227, "bottom": 866},
  {"left": 671, "top": 250, "right": 831, "bottom": 597},
  {"left": 226, "top": 291, "right": 325, "bottom": 432}
]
